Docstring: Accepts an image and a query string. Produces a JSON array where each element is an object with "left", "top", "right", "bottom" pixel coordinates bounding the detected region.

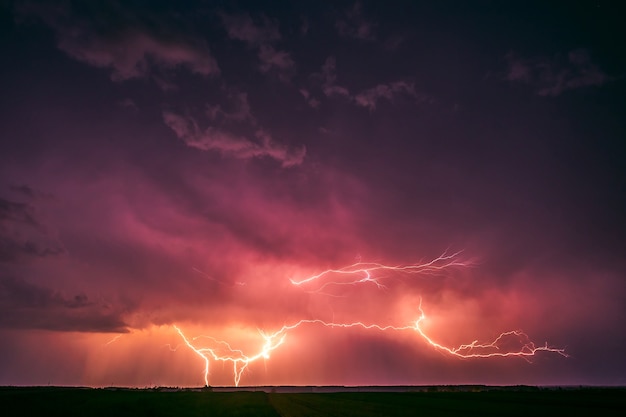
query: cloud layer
[{"left": 1, "top": 0, "right": 624, "bottom": 387}]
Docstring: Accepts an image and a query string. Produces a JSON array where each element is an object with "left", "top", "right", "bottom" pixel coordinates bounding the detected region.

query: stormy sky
[{"left": 0, "top": 0, "right": 624, "bottom": 387}]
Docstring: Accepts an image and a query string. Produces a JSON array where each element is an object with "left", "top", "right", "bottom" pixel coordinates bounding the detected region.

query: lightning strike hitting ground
[{"left": 173, "top": 252, "right": 567, "bottom": 386}]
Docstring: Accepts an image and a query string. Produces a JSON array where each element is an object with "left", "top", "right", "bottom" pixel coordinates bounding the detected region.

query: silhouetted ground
[{"left": 1, "top": 386, "right": 624, "bottom": 416}]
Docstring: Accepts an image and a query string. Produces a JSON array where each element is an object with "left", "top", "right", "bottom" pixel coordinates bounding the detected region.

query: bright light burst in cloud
[
  {"left": 0, "top": 0, "right": 624, "bottom": 387},
  {"left": 170, "top": 252, "right": 567, "bottom": 387}
]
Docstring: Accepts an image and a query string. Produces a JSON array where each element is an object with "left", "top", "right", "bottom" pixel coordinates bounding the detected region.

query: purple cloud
[
  {"left": 505, "top": 49, "right": 611, "bottom": 96},
  {"left": 17, "top": 2, "right": 219, "bottom": 82},
  {"left": 258, "top": 44, "right": 295, "bottom": 74},
  {"left": 58, "top": 32, "right": 220, "bottom": 81},
  {"left": 220, "top": 12, "right": 294, "bottom": 80},
  {"left": 0, "top": 197, "right": 65, "bottom": 262},
  {"left": 162, "top": 111, "right": 305, "bottom": 167},
  {"left": 206, "top": 92, "right": 256, "bottom": 124},
  {"left": 335, "top": 1, "right": 377, "bottom": 41},
  {"left": 220, "top": 12, "right": 281, "bottom": 45},
  {"left": 354, "top": 81, "right": 417, "bottom": 111},
  {"left": 0, "top": 276, "right": 128, "bottom": 333},
  {"left": 320, "top": 56, "right": 351, "bottom": 98}
]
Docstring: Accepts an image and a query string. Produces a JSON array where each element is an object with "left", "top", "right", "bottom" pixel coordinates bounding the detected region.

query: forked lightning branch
[{"left": 171, "top": 252, "right": 567, "bottom": 386}]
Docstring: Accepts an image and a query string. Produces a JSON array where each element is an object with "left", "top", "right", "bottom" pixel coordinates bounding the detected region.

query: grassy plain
[{"left": 1, "top": 386, "right": 624, "bottom": 416}]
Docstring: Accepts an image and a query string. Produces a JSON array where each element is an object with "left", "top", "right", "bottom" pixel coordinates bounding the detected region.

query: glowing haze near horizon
[{"left": 0, "top": 1, "right": 625, "bottom": 387}]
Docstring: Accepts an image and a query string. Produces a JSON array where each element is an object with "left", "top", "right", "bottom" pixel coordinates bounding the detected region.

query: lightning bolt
[
  {"left": 105, "top": 334, "right": 123, "bottom": 345},
  {"left": 173, "top": 325, "right": 287, "bottom": 387},
  {"left": 173, "top": 252, "right": 567, "bottom": 386},
  {"left": 412, "top": 300, "right": 567, "bottom": 359},
  {"left": 289, "top": 250, "right": 469, "bottom": 293}
]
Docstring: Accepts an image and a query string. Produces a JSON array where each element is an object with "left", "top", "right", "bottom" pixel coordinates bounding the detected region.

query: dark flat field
[{"left": 1, "top": 386, "right": 624, "bottom": 417}]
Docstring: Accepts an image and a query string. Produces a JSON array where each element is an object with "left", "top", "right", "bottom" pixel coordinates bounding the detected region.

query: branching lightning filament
[
  {"left": 289, "top": 250, "right": 469, "bottom": 293},
  {"left": 173, "top": 252, "right": 567, "bottom": 386}
]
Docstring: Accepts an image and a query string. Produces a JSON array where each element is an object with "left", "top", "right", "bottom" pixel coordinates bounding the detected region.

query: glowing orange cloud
[{"left": 173, "top": 252, "right": 567, "bottom": 386}]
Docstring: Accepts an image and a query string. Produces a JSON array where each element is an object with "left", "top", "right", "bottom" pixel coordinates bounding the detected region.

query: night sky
[{"left": 1, "top": 0, "right": 625, "bottom": 387}]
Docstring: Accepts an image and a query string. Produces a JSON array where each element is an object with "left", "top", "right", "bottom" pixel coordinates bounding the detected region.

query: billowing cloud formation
[
  {"left": 505, "top": 49, "right": 610, "bottom": 96},
  {"left": 1, "top": 0, "right": 625, "bottom": 388},
  {"left": 163, "top": 111, "right": 305, "bottom": 166}
]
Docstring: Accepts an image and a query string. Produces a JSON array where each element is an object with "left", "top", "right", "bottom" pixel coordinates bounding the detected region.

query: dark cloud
[
  {"left": 335, "top": 1, "right": 376, "bottom": 41},
  {"left": 319, "top": 56, "right": 349, "bottom": 98},
  {"left": 118, "top": 97, "right": 138, "bottom": 111},
  {"left": 0, "top": 197, "right": 38, "bottom": 227},
  {"left": 162, "top": 111, "right": 305, "bottom": 166},
  {"left": 206, "top": 92, "right": 256, "bottom": 124},
  {"left": 0, "top": 197, "right": 65, "bottom": 262},
  {"left": 219, "top": 12, "right": 281, "bottom": 46},
  {"left": 16, "top": 0, "right": 219, "bottom": 82},
  {"left": 0, "top": 0, "right": 624, "bottom": 387},
  {"left": 299, "top": 89, "right": 320, "bottom": 109},
  {"left": 354, "top": 81, "right": 417, "bottom": 111},
  {"left": 220, "top": 11, "right": 294, "bottom": 80},
  {"left": 309, "top": 57, "right": 423, "bottom": 111},
  {"left": 258, "top": 44, "right": 295, "bottom": 76},
  {"left": 0, "top": 275, "right": 129, "bottom": 333},
  {"left": 9, "top": 184, "right": 35, "bottom": 197},
  {"left": 57, "top": 30, "right": 220, "bottom": 81},
  {"left": 505, "top": 49, "right": 612, "bottom": 96}
]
